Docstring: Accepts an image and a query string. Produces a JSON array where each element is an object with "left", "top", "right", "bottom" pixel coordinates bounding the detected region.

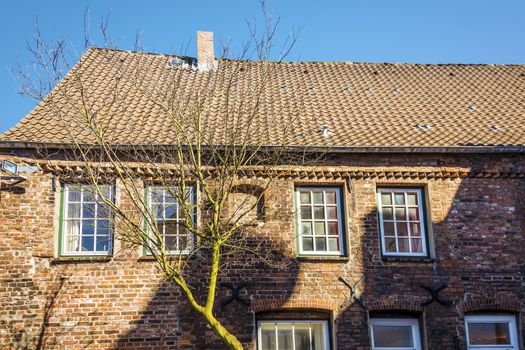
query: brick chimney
[{"left": 197, "top": 31, "right": 217, "bottom": 72}]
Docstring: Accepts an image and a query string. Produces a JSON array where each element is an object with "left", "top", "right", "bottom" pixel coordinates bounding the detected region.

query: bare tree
[{"left": 13, "top": 3, "right": 314, "bottom": 349}]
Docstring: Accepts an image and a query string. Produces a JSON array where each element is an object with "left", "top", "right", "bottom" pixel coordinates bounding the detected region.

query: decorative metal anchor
[
  {"left": 339, "top": 277, "right": 367, "bottom": 310},
  {"left": 419, "top": 283, "right": 452, "bottom": 307},
  {"left": 220, "top": 282, "right": 251, "bottom": 309}
]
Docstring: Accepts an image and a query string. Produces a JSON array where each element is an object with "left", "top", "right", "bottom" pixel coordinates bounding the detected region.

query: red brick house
[{"left": 1, "top": 33, "right": 524, "bottom": 349}]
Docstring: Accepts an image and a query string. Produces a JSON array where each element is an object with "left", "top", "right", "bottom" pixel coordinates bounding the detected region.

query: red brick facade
[{"left": 1, "top": 152, "right": 524, "bottom": 349}]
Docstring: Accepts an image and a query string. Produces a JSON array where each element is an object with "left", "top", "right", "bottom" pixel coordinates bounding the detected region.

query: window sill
[
  {"left": 51, "top": 256, "right": 113, "bottom": 264},
  {"left": 297, "top": 255, "right": 350, "bottom": 262},
  {"left": 381, "top": 256, "right": 435, "bottom": 263}
]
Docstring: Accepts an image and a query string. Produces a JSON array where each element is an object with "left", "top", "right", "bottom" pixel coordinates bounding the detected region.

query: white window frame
[
  {"left": 370, "top": 318, "right": 422, "bottom": 350},
  {"left": 145, "top": 185, "right": 196, "bottom": 255},
  {"left": 377, "top": 188, "right": 428, "bottom": 257},
  {"left": 465, "top": 315, "right": 519, "bottom": 350},
  {"left": 257, "top": 320, "right": 330, "bottom": 350},
  {"left": 295, "top": 187, "right": 344, "bottom": 256},
  {"left": 60, "top": 184, "right": 114, "bottom": 256}
]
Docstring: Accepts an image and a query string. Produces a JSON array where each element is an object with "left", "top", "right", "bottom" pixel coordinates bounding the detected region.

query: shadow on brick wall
[{"left": 335, "top": 173, "right": 525, "bottom": 349}]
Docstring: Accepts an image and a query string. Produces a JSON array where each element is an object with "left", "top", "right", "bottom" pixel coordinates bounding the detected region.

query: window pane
[
  {"left": 411, "top": 238, "right": 423, "bottom": 253},
  {"left": 398, "top": 238, "right": 409, "bottom": 253},
  {"left": 468, "top": 322, "right": 511, "bottom": 345},
  {"left": 382, "top": 207, "right": 393, "bottom": 220},
  {"left": 97, "top": 219, "right": 111, "bottom": 235},
  {"left": 315, "top": 237, "right": 326, "bottom": 251},
  {"left": 83, "top": 203, "right": 96, "bottom": 219},
  {"left": 396, "top": 222, "right": 408, "bottom": 236},
  {"left": 165, "top": 221, "right": 178, "bottom": 235},
  {"left": 303, "top": 237, "right": 314, "bottom": 251},
  {"left": 300, "top": 191, "right": 311, "bottom": 204},
  {"left": 83, "top": 189, "right": 95, "bottom": 202},
  {"left": 67, "top": 203, "right": 81, "bottom": 218},
  {"left": 312, "top": 192, "right": 324, "bottom": 204},
  {"left": 326, "top": 206, "right": 337, "bottom": 220},
  {"left": 385, "top": 238, "right": 396, "bottom": 252},
  {"left": 100, "top": 186, "right": 112, "bottom": 199},
  {"left": 383, "top": 222, "right": 395, "bottom": 235},
  {"left": 68, "top": 188, "right": 81, "bottom": 202},
  {"left": 276, "top": 323, "right": 293, "bottom": 350},
  {"left": 96, "top": 235, "right": 110, "bottom": 252},
  {"left": 260, "top": 324, "right": 276, "bottom": 350},
  {"left": 394, "top": 193, "right": 405, "bottom": 205},
  {"left": 301, "top": 207, "right": 312, "bottom": 220},
  {"left": 395, "top": 208, "right": 406, "bottom": 220},
  {"left": 311, "top": 323, "right": 325, "bottom": 350},
  {"left": 410, "top": 223, "right": 421, "bottom": 236},
  {"left": 164, "top": 190, "right": 177, "bottom": 203},
  {"left": 98, "top": 203, "right": 112, "bottom": 218},
  {"left": 408, "top": 208, "right": 419, "bottom": 221},
  {"left": 179, "top": 235, "right": 189, "bottom": 251},
  {"left": 165, "top": 205, "right": 177, "bottom": 219},
  {"left": 81, "top": 236, "right": 94, "bottom": 252},
  {"left": 381, "top": 193, "right": 392, "bottom": 205},
  {"left": 301, "top": 222, "right": 312, "bottom": 235},
  {"left": 373, "top": 325, "right": 413, "bottom": 347},
  {"left": 82, "top": 221, "right": 95, "bottom": 235},
  {"left": 325, "top": 191, "right": 336, "bottom": 204},
  {"left": 164, "top": 235, "right": 178, "bottom": 251},
  {"left": 150, "top": 188, "right": 164, "bottom": 203},
  {"left": 407, "top": 193, "right": 418, "bottom": 205},
  {"left": 314, "top": 222, "right": 325, "bottom": 235},
  {"left": 294, "top": 323, "right": 310, "bottom": 350},
  {"left": 328, "top": 237, "right": 339, "bottom": 251},
  {"left": 313, "top": 207, "right": 325, "bottom": 219},
  {"left": 327, "top": 222, "right": 338, "bottom": 235}
]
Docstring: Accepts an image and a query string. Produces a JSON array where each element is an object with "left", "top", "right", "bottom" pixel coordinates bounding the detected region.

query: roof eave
[{"left": 0, "top": 141, "right": 524, "bottom": 154}]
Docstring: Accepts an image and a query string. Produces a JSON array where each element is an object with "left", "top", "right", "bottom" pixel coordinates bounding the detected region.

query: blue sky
[{"left": 1, "top": 0, "right": 524, "bottom": 134}]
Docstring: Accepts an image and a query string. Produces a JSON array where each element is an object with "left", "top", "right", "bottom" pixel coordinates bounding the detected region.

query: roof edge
[{"left": 0, "top": 141, "right": 524, "bottom": 154}]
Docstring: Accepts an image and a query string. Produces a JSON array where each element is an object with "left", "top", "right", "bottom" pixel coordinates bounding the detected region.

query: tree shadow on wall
[{"left": 335, "top": 172, "right": 525, "bottom": 349}]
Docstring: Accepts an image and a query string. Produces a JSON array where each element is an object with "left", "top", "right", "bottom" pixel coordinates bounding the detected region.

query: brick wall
[{"left": 0, "top": 152, "right": 524, "bottom": 349}]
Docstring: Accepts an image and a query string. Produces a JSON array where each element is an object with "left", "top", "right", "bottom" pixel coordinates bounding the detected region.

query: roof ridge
[{"left": 88, "top": 47, "right": 525, "bottom": 67}]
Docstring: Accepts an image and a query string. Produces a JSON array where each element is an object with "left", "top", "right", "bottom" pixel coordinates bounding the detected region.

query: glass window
[
  {"left": 258, "top": 320, "right": 329, "bottom": 350},
  {"left": 377, "top": 188, "right": 428, "bottom": 257},
  {"left": 61, "top": 184, "right": 113, "bottom": 256},
  {"left": 296, "top": 187, "right": 344, "bottom": 255},
  {"left": 371, "top": 318, "right": 421, "bottom": 350},
  {"left": 146, "top": 186, "right": 195, "bottom": 254},
  {"left": 465, "top": 315, "right": 518, "bottom": 349}
]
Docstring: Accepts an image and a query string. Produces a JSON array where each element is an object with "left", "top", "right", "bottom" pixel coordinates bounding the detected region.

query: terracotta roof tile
[{"left": 1, "top": 48, "right": 525, "bottom": 150}]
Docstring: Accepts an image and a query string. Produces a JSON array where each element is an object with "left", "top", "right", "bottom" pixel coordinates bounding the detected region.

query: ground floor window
[
  {"left": 370, "top": 318, "right": 422, "bottom": 350},
  {"left": 257, "top": 320, "right": 329, "bottom": 350},
  {"left": 465, "top": 315, "right": 518, "bottom": 349}
]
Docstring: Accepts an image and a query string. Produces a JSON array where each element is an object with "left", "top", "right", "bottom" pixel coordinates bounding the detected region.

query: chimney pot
[{"left": 197, "top": 31, "right": 217, "bottom": 72}]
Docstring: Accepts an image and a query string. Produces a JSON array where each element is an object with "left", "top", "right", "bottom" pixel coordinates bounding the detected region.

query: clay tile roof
[{"left": 2, "top": 47, "right": 525, "bottom": 151}]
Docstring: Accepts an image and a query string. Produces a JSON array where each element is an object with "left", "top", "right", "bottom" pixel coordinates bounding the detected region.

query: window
[
  {"left": 257, "top": 320, "right": 329, "bottom": 350},
  {"left": 146, "top": 186, "right": 195, "bottom": 254},
  {"left": 465, "top": 315, "right": 518, "bottom": 349},
  {"left": 377, "top": 188, "right": 427, "bottom": 257},
  {"left": 370, "top": 318, "right": 422, "bottom": 350},
  {"left": 296, "top": 187, "right": 344, "bottom": 255},
  {"left": 60, "top": 184, "right": 113, "bottom": 256}
]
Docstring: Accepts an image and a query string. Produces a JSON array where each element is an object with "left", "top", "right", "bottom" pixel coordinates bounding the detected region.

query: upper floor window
[
  {"left": 370, "top": 318, "right": 422, "bottom": 350},
  {"left": 258, "top": 320, "right": 329, "bottom": 350},
  {"left": 60, "top": 184, "right": 113, "bottom": 256},
  {"left": 377, "top": 188, "right": 427, "bottom": 257},
  {"left": 146, "top": 186, "right": 195, "bottom": 254},
  {"left": 465, "top": 315, "right": 518, "bottom": 349},
  {"left": 295, "top": 187, "right": 344, "bottom": 256}
]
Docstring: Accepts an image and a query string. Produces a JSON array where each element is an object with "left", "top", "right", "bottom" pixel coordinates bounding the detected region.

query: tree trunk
[{"left": 204, "top": 311, "right": 244, "bottom": 349}]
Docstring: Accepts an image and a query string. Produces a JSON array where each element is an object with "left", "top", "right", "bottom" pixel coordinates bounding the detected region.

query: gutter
[{"left": 0, "top": 141, "right": 524, "bottom": 154}]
